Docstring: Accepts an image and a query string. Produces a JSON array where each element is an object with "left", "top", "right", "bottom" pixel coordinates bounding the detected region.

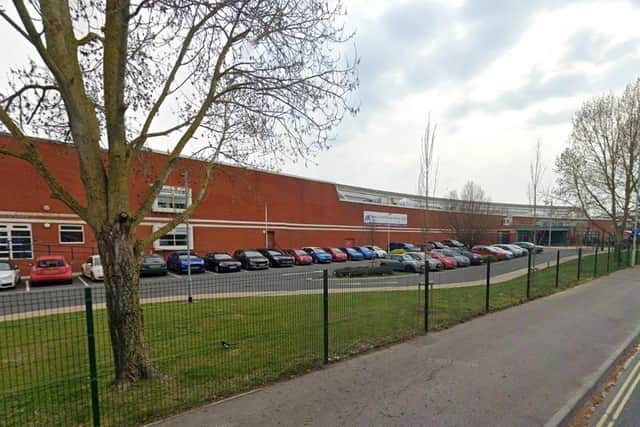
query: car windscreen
[
  {"left": 178, "top": 255, "right": 199, "bottom": 260},
  {"left": 243, "top": 251, "right": 263, "bottom": 257},
  {"left": 267, "top": 250, "right": 282, "bottom": 256},
  {"left": 38, "top": 259, "right": 65, "bottom": 268},
  {"left": 313, "top": 248, "right": 327, "bottom": 254},
  {"left": 294, "top": 250, "right": 307, "bottom": 256},
  {"left": 0, "top": 262, "right": 11, "bottom": 271},
  {"left": 214, "top": 254, "right": 233, "bottom": 260},
  {"left": 93, "top": 257, "right": 101, "bottom": 266}
]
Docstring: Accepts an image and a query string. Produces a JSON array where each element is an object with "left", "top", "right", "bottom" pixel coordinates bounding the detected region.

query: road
[{"left": 0, "top": 248, "right": 592, "bottom": 316}]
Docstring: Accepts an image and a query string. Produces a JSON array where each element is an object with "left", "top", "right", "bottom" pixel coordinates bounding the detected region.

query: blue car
[
  {"left": 354, "top": 246, "right": 376, "bottom": 260},
  {"left": 339, "top": 247, "right": 364, "bottom": 261},
  {"left": 166, "top": 250, "right": 206, "bottom": 274},
  {"left": 302, "top": 247, "right": 333, "bottom": 263}
]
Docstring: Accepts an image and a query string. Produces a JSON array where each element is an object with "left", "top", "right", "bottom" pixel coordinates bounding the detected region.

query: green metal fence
[{"left": 0, "top": 246, "right": 635, "bottom": 426}]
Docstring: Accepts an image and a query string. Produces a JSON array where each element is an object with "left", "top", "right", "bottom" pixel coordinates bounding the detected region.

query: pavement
[{"left": 149, "top": 266, "right": 640, "bottom": 427}]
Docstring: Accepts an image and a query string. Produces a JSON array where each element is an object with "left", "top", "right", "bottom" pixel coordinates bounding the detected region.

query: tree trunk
[{"left": 96, "top": 218, "right": 158, "bottom": 385}]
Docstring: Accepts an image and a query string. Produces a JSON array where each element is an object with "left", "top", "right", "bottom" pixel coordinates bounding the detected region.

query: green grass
[{"left": 0, "top": 250, "right": 632, "bottom": 426}]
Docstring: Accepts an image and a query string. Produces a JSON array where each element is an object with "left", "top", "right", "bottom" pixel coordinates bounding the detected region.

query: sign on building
[{"left": 363, "top": 211, "right": 408, "bottom": 226}]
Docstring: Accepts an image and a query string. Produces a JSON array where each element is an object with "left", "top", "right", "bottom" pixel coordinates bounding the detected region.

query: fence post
[
  {"left": 555, "top": 250, "right": 560, "bottom": 288},
  {"left": 322, "top": 269, "right": 329, "bottom": 365},
  {"left": 577, "top": 247, "right": 582, "bottom": 280},
  {"left": 424, "top": 265, "right": 429, "bottom": 333},
  {"left": 526, "top": 251, "right": 531, "bottom": 299},
  {"left": 607, "top": 245, "right": 611, "bottom": 273},
  {"left": 84, "top": 288, "right": 101, "bottom": 427},
  {"left": 485, "top": 259, "right": 491, "bottom": 313},
  {"left": 593, "top": 246, "right": 598, "bottom": 277}
]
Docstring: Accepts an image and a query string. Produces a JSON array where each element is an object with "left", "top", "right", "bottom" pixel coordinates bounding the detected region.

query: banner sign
[{"left": 363, "top": 211, "right": 407, "bottom": 226}]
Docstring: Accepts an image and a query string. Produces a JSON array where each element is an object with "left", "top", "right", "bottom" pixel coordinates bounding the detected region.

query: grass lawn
[{"left": 0, "top": 250, "right": 630, "bottom": 426}]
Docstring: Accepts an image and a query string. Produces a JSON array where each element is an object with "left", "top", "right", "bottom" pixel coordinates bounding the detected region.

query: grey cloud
[
  {"left": 563, "top": 30, "right": 609, "bottom": 63},
  {"left": 528, "top": 109, "right": 575, "bottom": 127}
]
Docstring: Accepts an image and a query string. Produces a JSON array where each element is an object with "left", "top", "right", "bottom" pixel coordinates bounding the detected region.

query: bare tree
[
  {"left": 0, "top": 1, "right": 357, "bottom": 384},
  {"left": 446, "top": 181, "right": 493, "bottom": 247},
  {"left": 528, "top": 139, "right": 545, "bottom": 246},
  {"left": 555, "top": 79, "right": 640, "bottom": 246},
  {"left": 417, "top": 113, "right": 438, "bottom": 248}
]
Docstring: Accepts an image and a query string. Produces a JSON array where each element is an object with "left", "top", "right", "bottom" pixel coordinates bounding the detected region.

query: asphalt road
[{"left": 0, "top": 248, "right": 591, "bottom": 316}]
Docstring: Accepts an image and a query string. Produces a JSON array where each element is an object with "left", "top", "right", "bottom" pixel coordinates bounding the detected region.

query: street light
[
  {"left": 181, "top": 169, "right": 193, "bottom": 303},
  {"left": 545, "top": 198, "right": 553, "bottom": 247}
]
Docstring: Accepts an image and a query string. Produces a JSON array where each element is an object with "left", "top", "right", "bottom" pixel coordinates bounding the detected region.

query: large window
[
  {"left": 0, "top": 224, "right": 33, "bottom": 259},
  {"left": 59, "top": 224, "right": 84, "bottom": 244},
  {"left": 152, "top": 186, "right": 191, "bottom": 213},
  {"left": 153, "top": 224, "right": 193, "bottom": 250}
]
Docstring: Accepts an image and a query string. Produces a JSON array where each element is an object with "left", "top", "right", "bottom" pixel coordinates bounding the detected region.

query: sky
[{"left": 2, "top": 0, "right": 640, "bottom": 204}]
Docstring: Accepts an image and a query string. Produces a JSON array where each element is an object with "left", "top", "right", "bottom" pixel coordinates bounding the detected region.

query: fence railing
[{"left": 0, "top": 246, "right": 636, "bottom": 426}]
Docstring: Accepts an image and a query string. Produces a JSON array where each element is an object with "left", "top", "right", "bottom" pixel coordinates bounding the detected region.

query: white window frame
[
  {"left": 151, "top": 185, "right": 192, "bottom": 213},
  {"left": 58, "top": 224, "right": 85, "bottom": 244},
  {"left": 152, "top": 224, "right": 194, "bottom": 250},
  {"left": 0, "top": 223, "right": 33, "bottom": 260}
]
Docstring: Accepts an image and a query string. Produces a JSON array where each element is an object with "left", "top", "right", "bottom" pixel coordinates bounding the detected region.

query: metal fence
[{"left": 0, "top": 246, "right": 636, "bottom": 426}]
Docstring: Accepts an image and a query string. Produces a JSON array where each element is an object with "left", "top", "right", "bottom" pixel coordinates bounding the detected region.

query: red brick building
[{"left": 0, "top": 134, "right": 614, "bottom": 271}]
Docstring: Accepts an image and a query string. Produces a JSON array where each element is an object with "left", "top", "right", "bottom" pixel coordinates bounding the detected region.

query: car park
[
  {"left": 81, "top": 255, "right": 104, "bottom": 281},
  {"left": 257, "top": 248, "right": 294, "bottom": 267},
  {"left": 139, "top": 254, "right": 168, "bottom": 276},
  {"left": 204, "top": 252, "right": 242, "bottom": 273},
  {"left": 30, "top": 256, "right": 73, "bottom": 285},
  {"left": 451, "top": 248, "right": 483, "bottom": 265},
  {"left": 442, "top": 239, "right": 465, "bottom": 248},
  {"left": 366, "top": 245, "right": 388, "bottom": 258},
  {"left": 354, "top": 246, "right": 376, "bottom": 260},
  {"left": 405, "top": 252, "right": 443, "bottom": 271},
  {"left": 429, "top": 251, "right": 457, "bottom": 269},
  {"left": 233, "top": 249, "right": 270, "bottom": 270},
  {"left": 302, "top": 247, "right": 333, "bottom": 264},
  {"left": 284, "top": 249, "right": 313, "bottom": 265},
  {"left": 323, "top": 247, "right": 348, "bottom": 262},
  {"left": 339, "top": 247, "right": 365, "bottom": 261},
  {"left": 166, "top": 250, "right": 206, "bottom": 273},
  {"left": 472, "top": 245, "right": 508, "bottom": 260},
  {"left": 389, "top": 242, "right": 421, "bottom": 252},
  {"left": 0, "top": 261, "right": 21, "bottom": 289},
  {"left": 380, "top": 253, "right": 424, "bottom": 273},
  {"left": 435, "top": 249, "right": 470, "bottom": 267}
]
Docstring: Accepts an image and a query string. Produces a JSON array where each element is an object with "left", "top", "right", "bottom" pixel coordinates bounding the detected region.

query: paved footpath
[{"left": 151, "top": 267, "right": 640, "bottom": 427}]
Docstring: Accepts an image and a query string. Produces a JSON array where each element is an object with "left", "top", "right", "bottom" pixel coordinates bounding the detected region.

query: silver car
[
  {"left": 405, "top": 252, "right": 443, "bottom": 271},
  {"left": 0, "top": 261, "right": 21, "bottom": 289}
]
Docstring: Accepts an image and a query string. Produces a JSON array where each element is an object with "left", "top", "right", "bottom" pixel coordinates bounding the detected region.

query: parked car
[
  {"left": 494, "top": 244, "right": 527, "bottom": 257},
  {"left": 428, "top": 241, "right": 449, "bottom": 250},
  {"left": 204, "top": 252, "right": 242, "bottom": 273},
  {"left": 139, "top": 254, "right": 168, "bottom": 276},
  {"left": 257, "top": 248, "right": 294, "bottom": 267},
  {"left": 366, "top": 245, "right": 388, "bottom": 258},
  {"left": 284, "top": 249, "right": 313, "bottom": 265},
  {"left": 302, "top": 247, "right": 333, "bottom": 263},
  {"left": 389, "top": 242, "right": 421, "bottom": 252},
  {"left": 451, "top": 248, "right": 483, "bottom": 265},
  {"left": 166, "top": 250, "right": 206, "bottom": 273},
  {"left": 435, "top": 249, "right": 470, "bottom": 267},
  {"left": 472, "top": 245, "right": 507, "bottom": 260},
  {"left": 488, "top": 246, "right": 514, "bottom": 259},
  {"left": 429, "top": 251, "right": 457, "bottom": 269},
  {"left": 405, "top": 252, "right": 443, "bottom": 271},
  {"left": 0, "top": 261, "right": 21, "bottom": 289},
  {"left": 354, "top": 246, "right": 376, "bottom": 260},
  {"left": 30, "top": 256, "right": 73, "bottom": 285},
  {"left": 380, "top": 253, "right": 424, "bottom": 273},
  {"left": 442, "top": 239, "right": 465, "bottom": 248},
  {"left": 323, "top": 247, "right": 348, "bottom": 262},
  {"left": 81, "top": 255, "right": 104, "bottom": 281},
  {"left": 339, "top": 247, "right": 365, "bottom": 261},
  {"left": 233, "top": 249, "right": 270, "bottom": 270},
  {"left": 514, "top": 241, "right": 544, "bottom": 253}
]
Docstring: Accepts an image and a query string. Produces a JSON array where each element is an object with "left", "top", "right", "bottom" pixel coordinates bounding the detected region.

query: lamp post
[
  {"left": 546, "top": 198, "right": 553, "bottom": 247},
  {"left": 633, "top": 180, "right": 639, "bottom": 267},
  {"left": 182, "top": 170, "right": 193, "bottom": 303}
]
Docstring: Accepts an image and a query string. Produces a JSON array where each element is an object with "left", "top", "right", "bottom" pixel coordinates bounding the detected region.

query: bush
[{"left": 334, "top": 266, "right": 394, "bottom": 278}]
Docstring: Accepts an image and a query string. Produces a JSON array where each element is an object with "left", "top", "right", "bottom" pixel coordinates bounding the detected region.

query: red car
[
  {"left": 323, "top": 247, "right": 348, "bottom": 262},
  {"left": 284, "top": 249, "right": 313, "bottom": 265},
  {"left": 30, "top": 256, "right": 73, "bottom": 285},
  {"left": 472, "top": 245, "right": 507, "bottom": 260},
  {"left": 429, "top": 251, "right": 457, "bottom": 269}
]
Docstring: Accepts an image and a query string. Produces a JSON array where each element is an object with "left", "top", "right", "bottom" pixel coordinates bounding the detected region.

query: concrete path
[{"left": 150, "top": 267, "right": 640, "bottom": 427}]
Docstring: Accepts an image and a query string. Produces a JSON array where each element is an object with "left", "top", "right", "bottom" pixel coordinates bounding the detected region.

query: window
[
  {"left": 59, "top": 224, "right": 84, "bottom": 244},
  {"left": 0, "top": 224, "right": 33, "bottom": 259},
  {"left": 152, "top": 186, "right": 191, "bottom": 213},
  {"left": 153, "top": 224, "right": 193, "bottom": 250}
]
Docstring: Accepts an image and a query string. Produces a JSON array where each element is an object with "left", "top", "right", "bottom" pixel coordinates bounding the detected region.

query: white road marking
[
  {"left": 595, "top": 357, "right": 640, "bottom": 427},
  {"left": 609, "top": 361, "right": 640, "bottom": 425},
  {"left": 25, "top": 280, "right": 30, "bottom": 292},
  {"left": 167, "top": 272, "right": 181, "bottom": 279},
  {"left": 78, "top": 276, "right": 90, "bottom": 287}
]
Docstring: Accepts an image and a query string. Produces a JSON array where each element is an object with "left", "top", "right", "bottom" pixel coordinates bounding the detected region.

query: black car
[
  {"left": 139, "top": 254, "right": 168, "bottom": 276},
  {"left": 233, "top": 249, "right": 270, "bottom": 270},
  {"left": 452, "top": 248, "right": 483, "bottom": 265},
  {"left": 443, "top": 239, "right": 465, "bottom": 248},
  {"left": 257, "top": 248, "right": 294, "bottom": 267},
  {"left": 428, "top": 241, "right": 449, "bottom": 249},
  {"left": 205, "top": 252, "right": 242, "bottom": 273},
  {"left": 514, "top": 242, "right": 544, "bottom": 253}
]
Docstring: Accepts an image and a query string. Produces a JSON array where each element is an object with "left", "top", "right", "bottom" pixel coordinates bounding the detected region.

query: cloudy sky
[
  {"left": 279, "top": 0, "right": 640, "bottom": 204},
  {"left": 1, "top": 0, "right": 640, "bottom": 205}
]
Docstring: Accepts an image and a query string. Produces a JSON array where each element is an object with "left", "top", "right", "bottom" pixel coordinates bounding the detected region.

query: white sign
[{"left": 363, "top": 211, "right": 407, "bottom": 226}]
